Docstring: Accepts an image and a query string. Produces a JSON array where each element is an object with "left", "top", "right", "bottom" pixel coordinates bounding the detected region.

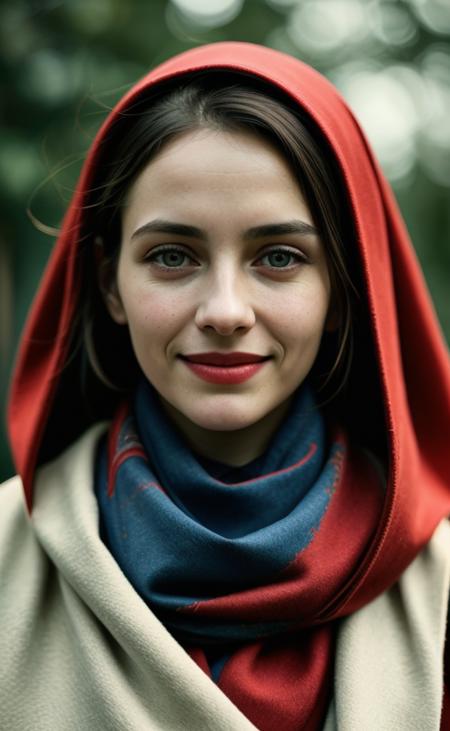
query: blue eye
[
  {"left": 148, "top": 247, "right": 193, "bottom": 268},
  {"left": 259, "top": 248, "right": 305, "bottom": 268}
]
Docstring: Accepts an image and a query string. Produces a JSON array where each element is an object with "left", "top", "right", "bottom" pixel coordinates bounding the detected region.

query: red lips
[
  {"left": 179, "top": 352, "right": 271, "bottom": 384},
  {"left": 181, "top": 352, "right": 269, "bottom": 366}
]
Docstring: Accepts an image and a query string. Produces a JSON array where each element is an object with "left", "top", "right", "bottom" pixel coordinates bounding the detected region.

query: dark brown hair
[{"left": 78, "top": 71, "right": 358, "bottom": 407}]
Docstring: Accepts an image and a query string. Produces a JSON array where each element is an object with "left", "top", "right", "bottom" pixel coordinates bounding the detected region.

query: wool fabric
[{"left": 95, "top": 379, "right": 383, "bottom": 729}]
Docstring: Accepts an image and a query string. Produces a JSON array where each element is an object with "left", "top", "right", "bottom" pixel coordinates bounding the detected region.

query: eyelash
[{"left": 145, "top": 245, "right": 307, "bottom": 271}]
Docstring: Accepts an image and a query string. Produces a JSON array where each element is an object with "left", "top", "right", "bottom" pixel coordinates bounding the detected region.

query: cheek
[
  {"left": 268, "top": 285, "right": 330, "bottom": 347},
  {"left": 119, "top": 283, "right": 193, "bottom": 345}
]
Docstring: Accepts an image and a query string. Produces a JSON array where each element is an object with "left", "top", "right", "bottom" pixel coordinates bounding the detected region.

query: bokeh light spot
[
  {"left": 287, "top": 0, "right": 369, "bottom": 54},
  {"left": 170, "top": 0, "right": 244, "bottom": 28}
]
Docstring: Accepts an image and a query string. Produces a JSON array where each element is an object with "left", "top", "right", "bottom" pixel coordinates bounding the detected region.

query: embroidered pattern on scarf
[{"left": 96, "top": 379, "right": 383, "bottom": 730}]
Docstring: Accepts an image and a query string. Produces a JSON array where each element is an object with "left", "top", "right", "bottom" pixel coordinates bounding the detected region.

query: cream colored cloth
[
  {"left": 1, "top": 425, "right": 449, "bottom": 730},
  {"left": 323, "top": 518, "right": 450, "bottom": 731}
]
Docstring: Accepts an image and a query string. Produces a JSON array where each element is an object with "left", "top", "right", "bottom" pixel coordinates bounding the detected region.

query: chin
[
  {"left": 189, "top": 409, "right": 263, "bottom": 433},
  {"left": 192, "top": 415, "right": 257, "bottom": 433},
  {"left": 173, "top": 395, "right": 269, "bottom": 434}
]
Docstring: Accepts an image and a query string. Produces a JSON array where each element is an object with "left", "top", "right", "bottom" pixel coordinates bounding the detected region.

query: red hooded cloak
[{"left": 6, "top": 41, "right": 450, "bottom": 728}]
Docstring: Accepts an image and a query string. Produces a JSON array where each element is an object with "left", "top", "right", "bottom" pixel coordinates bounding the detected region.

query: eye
[
  {"left": 256, "top": 247, "right": 306, "bottom": 269},
  {"left": 146, "top": 246, "right": 197, "bottom": 269}
]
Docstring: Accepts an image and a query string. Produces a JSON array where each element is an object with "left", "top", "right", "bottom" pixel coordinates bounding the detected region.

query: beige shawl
[{"left": 1, "top": 425, "right": 449, "bottom": 730}]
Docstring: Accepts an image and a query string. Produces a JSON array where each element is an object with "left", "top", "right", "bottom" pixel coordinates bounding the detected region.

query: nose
[{"left": 194, "top": 266, "right": 256, "bottom": 336}]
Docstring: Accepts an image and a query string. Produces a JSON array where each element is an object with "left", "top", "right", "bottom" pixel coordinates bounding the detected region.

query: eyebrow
[{"left": 130, "top": 218, "right": 318, "bottom": 241}]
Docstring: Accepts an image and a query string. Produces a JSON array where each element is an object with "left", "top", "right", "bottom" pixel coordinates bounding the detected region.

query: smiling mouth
[
  {"left": 180, "top": 352, "right": 271, "bottom": 367},
  {"left": 178, "top": 353, "right": 271, "bottom": 384}
]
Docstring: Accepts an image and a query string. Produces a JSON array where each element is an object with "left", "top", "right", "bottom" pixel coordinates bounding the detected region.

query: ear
[{"left": 96, "top": 238, "right": 128, "bottom": 325}]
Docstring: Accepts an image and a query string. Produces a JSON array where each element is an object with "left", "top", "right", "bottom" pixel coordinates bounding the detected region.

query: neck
[{"left": 159, "top": 396, "right": 293, "bottom": 466}]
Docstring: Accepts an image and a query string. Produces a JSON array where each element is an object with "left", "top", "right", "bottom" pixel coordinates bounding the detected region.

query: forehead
[{"left": 122, "top": 128, "right": 313, "bottom": 229}]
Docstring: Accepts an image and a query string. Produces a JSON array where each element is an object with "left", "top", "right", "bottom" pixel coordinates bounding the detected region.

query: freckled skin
[{"left": 103, "top": 128, "right": 333, "bottom": 465}]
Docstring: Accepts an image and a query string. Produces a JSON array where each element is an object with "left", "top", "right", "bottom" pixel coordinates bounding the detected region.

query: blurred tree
[{"left": 1, "top": 0, "right": 449, "bottom": 481}]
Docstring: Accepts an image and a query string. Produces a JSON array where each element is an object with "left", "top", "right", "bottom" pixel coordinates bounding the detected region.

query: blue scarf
[
  {"left": 95, "top": 379, "right": 349, "bottom": 643},
  {"left": 95, "top": 379, "right": 383, "bottom": 730}
]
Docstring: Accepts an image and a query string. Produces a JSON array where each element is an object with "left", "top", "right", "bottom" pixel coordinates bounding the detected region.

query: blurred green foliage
[{"left": 1, "top": 0, "right": 449, "bottom": 481}]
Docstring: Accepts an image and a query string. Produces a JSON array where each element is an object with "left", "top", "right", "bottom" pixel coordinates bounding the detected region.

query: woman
[{"left": 1, "top": 42, "right": 449, "bottom": 730}]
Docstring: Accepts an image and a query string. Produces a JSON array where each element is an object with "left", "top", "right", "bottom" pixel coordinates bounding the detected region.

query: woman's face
[{"left": 105, "top": 128, "right": 333, "bottom": 448}]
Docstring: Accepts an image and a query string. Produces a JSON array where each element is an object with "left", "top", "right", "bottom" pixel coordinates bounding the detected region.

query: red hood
[{"left": 7, "top": 41, "right": 450, "bottom": 614}]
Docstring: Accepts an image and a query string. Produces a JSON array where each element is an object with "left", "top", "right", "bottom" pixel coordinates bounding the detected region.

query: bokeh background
[{"left": 1, "top": 0, "right": 449, "bottom": 481}]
